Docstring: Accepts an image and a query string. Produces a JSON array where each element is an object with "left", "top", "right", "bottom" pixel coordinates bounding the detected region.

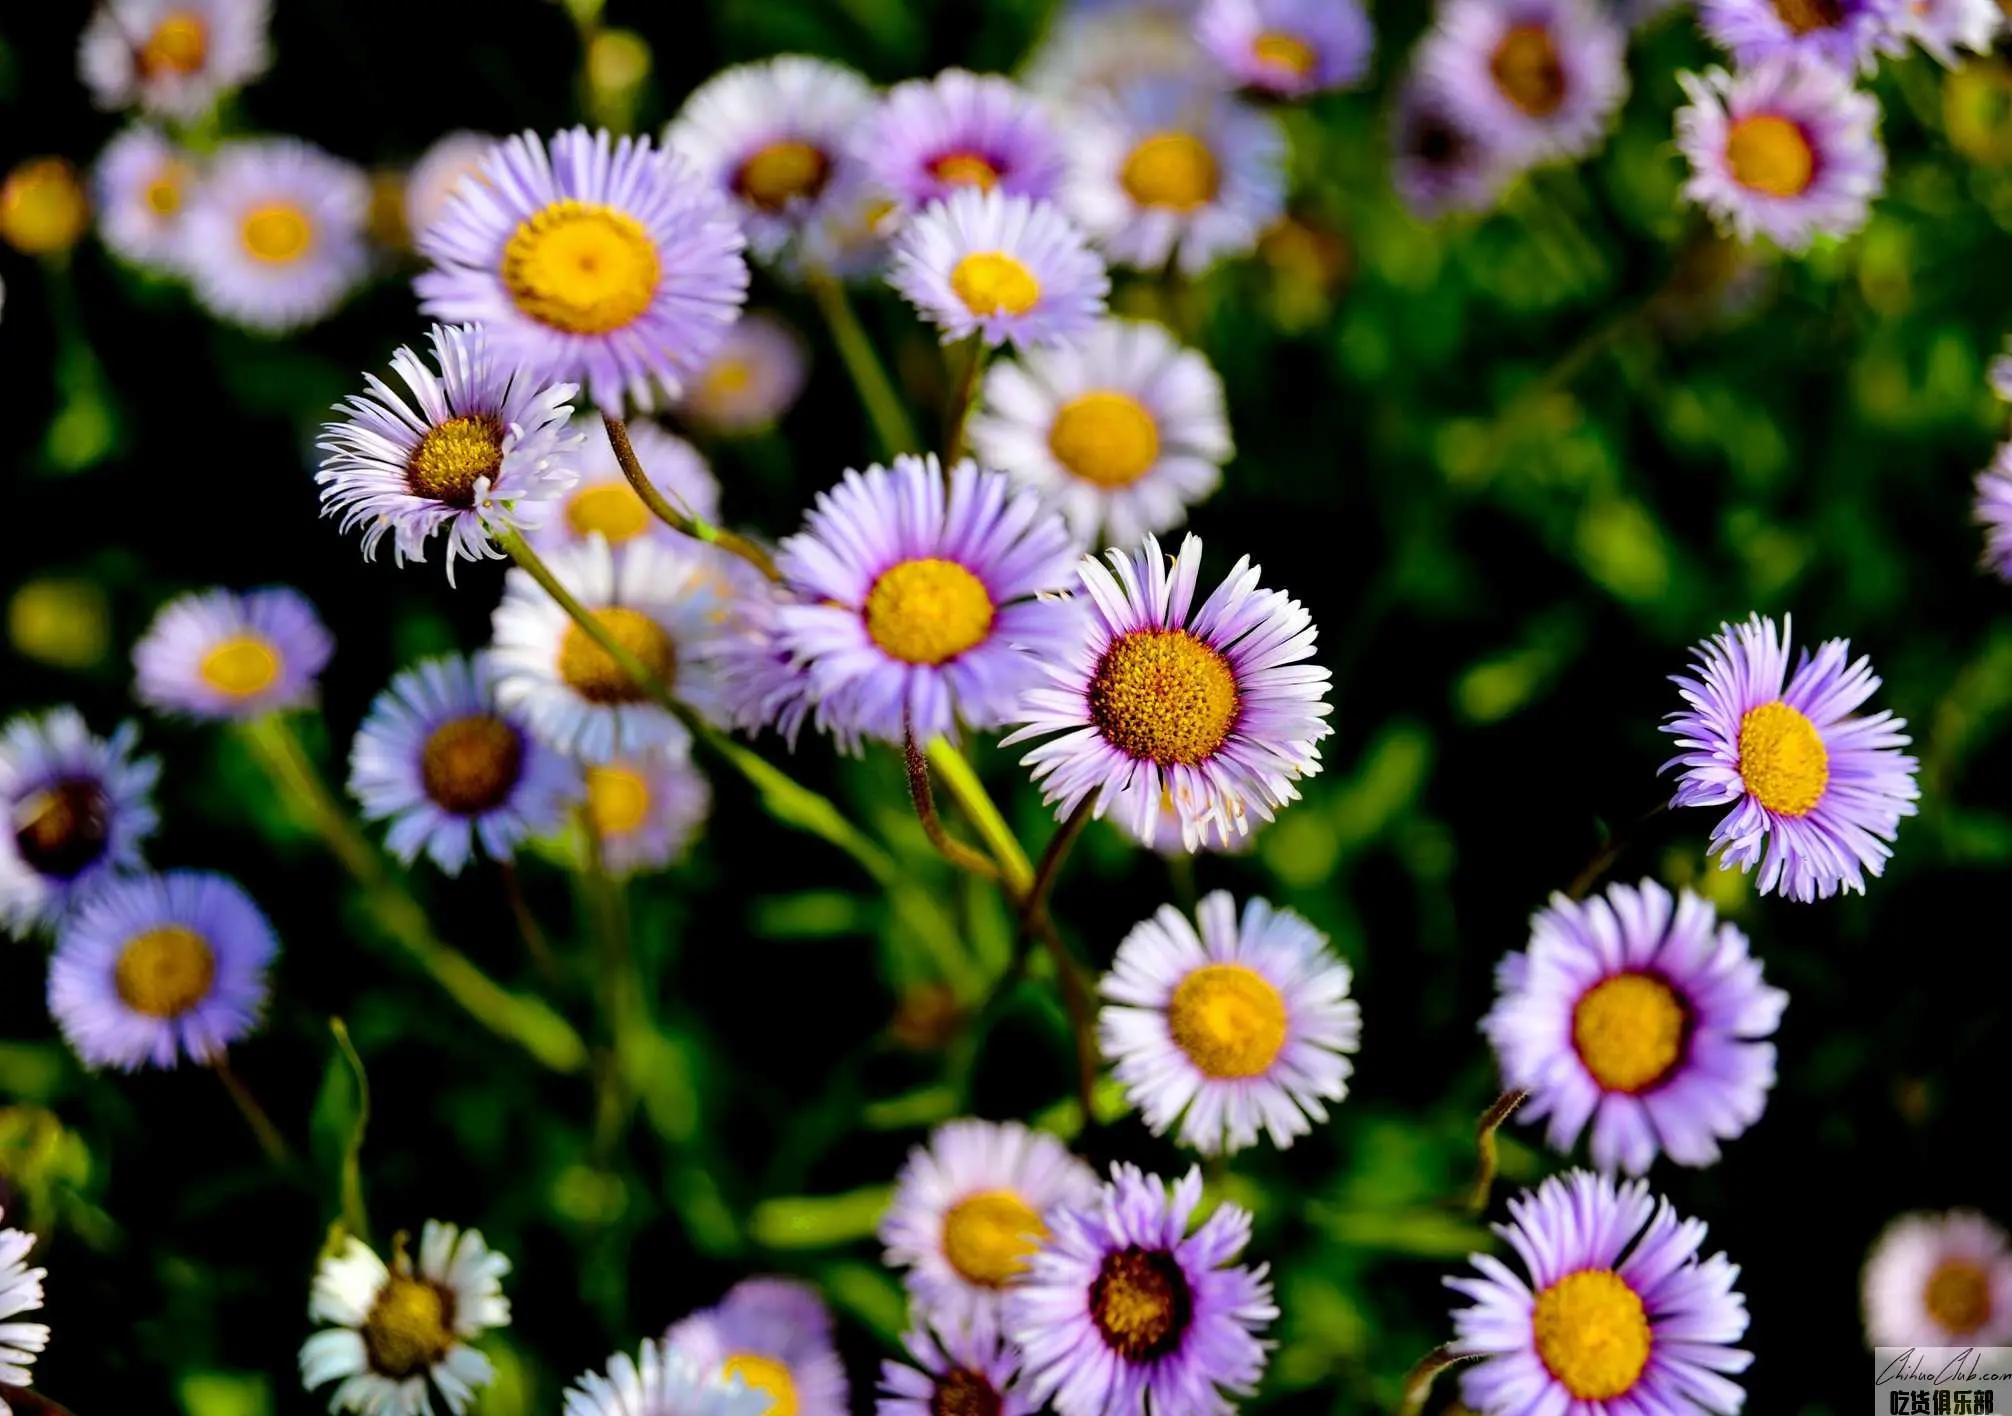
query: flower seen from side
[
  {"left": 0, "top": 709, "right": 159, "bottom": 936},
  {"left": 133, "top": 586, "right": 333, "bottom": 721},
  {"left": 179, "top": 137, "right": 370, "bottom": 332}
]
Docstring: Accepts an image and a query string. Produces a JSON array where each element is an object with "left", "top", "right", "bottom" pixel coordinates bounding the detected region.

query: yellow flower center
[
  {"left": 863, "top": 558, "right": 996, "bottom": 666},
  {"left": 240, "top": 202, "right": 314, "bottom": 264},
  {"left": 1924, "top": 1259, "right": 1995, "bottom": 1335},
  {"left": 362, "top": 1276, "right": 457, "bottom": 1381},
  {"left": 565, "top": 482, "right": 653, "bottom": 544},
  {"left": 13, "top": 777, "right": 112, "bottom": 880},
  {"left": 198, "top": 634, "right": 282, "bottom": 699},
  {"left": 1167, "top": 962, "right": 1289, "bottom": 1079},
  {"left": 1252, "top": 30, "right": 1319, "bottom": 78},
  {"left": 948, "top": 251, "right": 1042, "bottom": 318},
  {"left": 734, "top": 140, "right": 831, "bottom": 213},
  {"left": 0, "top": 158, "right": 91, "bottom": 256},
  {"left": 138, "top": 12, "right": 209, "bottom": 76},
  {"left": 1772, "top": 0, "right": 1845, "bottom": 33},
  {"left": 502, "top": 199, "right": 661, "bottom": 335},
  {"left": 406, "top": 412, "right": 505, "bottom": 507},
  {"left": 144, "top": 163, "right": 188, "bottom": 218},
  {"left": 114, "top": 925, "right": 216, "bottom": 1019},
  {"left": 1737, "top": 700, "right": 1829, "bottom": 816},
  {"left": 930, "top": 1367, "right": 1002, "bottom": 1416},
  {"left": 1089, "top": 628, "right": 1240, "bottom": 766},
  {"left": 1047, "top": 391, "right": 1162, "bottom": 489},
  {"left": 722, "top": 1353, "right": 798, "bottom": 1416},
  {"left": 1724, "top": 115, "right": 1817, "bottom": 198},
  {"left": 1531, "top": 1269, "right": 1652, "bottom": 1401},
  {"left": 584, "top": 764, "right": 652, "bottom": 836},
  {"left": 557, "top": 607, "right": 675, "bottom": 704},
  {"left": 1120, "top": 132, "right": 1221, "bottom": 212},
  {"left": 940, "top": 1189, "right": 1047, "bottom": 1287},
  {"left": 1572, "top": 972, "right": 1688, "bottom": 1094},
  {"left": 702, "top": 356, "right": 755, "bottom": 401},
  {"left": 1490, "top": 25, "right": 1567, "bottom": 118},
  {"left": 420, "top": 714, "right": 524, "bottom": 816},
  {"left": 930, "top": 151, "right": 1002, "bottom": 191},
  {"left": 1089, "top": 1246, "right": 1191, "bottom": 1361}
]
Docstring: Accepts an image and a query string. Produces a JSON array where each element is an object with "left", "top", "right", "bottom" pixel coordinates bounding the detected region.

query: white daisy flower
[
  {"left": 969, "top": 316, "right": 1231, "bottom": 546},
  {"left": 78, "top": 0, "right": 270, "bottom": 120},
  {"left": 0, "top": 1211, "right": 50, "bottom": 1400},
  {"left": 1906, "top": 0, "right": 2004, "bottom": 66},
  {"left": 1863, "top": 1210, "right": 2012, "bottom": 1346},
  {"left": 673, "top": 311, "right": 810, "bottom": 436},
  {"left": 888, "top": 188, "right": 1109, "bottom": 350},
  {"left": 582, "top": 747, "right": 712, "bottom": 876},
  {"left": 403, "top": 131, "right": 499, "bottom": 248},
  {"left": 92, "top": 125, "right": 199, "bottom": 275},
  {"left": 298, "top": 1222, "right": 510, "bottom": 1416},
  {"left": 563, "top": 1338, "right": 767, "bottom": 1416}
]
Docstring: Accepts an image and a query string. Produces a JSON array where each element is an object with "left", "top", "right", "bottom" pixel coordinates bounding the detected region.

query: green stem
[
  {"left": 241, "top": 714, "right": 591, "bottom": 1075},
  {"left": 1464, "top": 1088, "right": 1529, "bottom": 1215},
  {"left": 1022, "top": 798, "right": 1093, "bottom": 929},
  {"left": 214, "top": 1055, "right": 295, "bottom": 1170},
  {"left": 577, "top": 816, "right": 641, "bottom": 1159},
  {"left": 923, "top": 738, "right": 1034, "bottom": 896},
  {"left": 808, "top": 273, "right": 921, "bottom": 458},
  {"left": 902, "top": 724, "right": 1002, "bottom": 883},
  {"left": 941, "top": 335, "right": 987, "bottom": 464},
  {"left": 600, "top": 413, "right": 780, "bottom": 580}
]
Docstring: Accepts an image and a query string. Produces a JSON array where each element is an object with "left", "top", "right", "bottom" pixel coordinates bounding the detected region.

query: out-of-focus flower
[
  {"left": 581, "top": 748, "right": 710, "bottom": 875},
  {"left": 877, "top": 1320, "right": 1036, "bottom": 1416},
  {"left": 562, "top": 1340, "right": 766, "bottom": 1416},
  {"left": 93, "top": 127, "right": 196, "bottom": 273},
  {"left": 179, "top": 138, "right": 371, "bottom": 332},
  {"left": 528, "top": 416, "right": 717, "bottom": 555},
  {"left": 1195, "top": 0, "right": 1374, "bottom": 99},
  {"left": 1697, "top": 0, "right": 1908, "bottom": 73},
  {"left": 856, "top": 70, "right": 1069, "bottom": 217},
  {"left": 663, "top": 1278, "right": 850, "bottom": 1416},
  {"left": 133, "top": 587, "right": 333, "bottom": 722},
  {"left": 78, "top": 0, "right": 270, "bottom": 120},
  {"left": 0, "top": 1210, "right": 49, "bottom": 1399},
  {"left": 1417, "top": 0, "right": 1630, "bottom": 166},
  {"left": 1389, "top": 77, "right": 1515, "bottom": 220},
  {"left": 1863, "top": 1211, "right": 2012, "bottom": 1346},
  {"left": 674, "top": 312, "right": 810, "bottom": 435},
  {"left": 1974, "top": 443, "right": 2012, "bottom": 581},
  {"left": 0, "top": 709, "right": 159, "bottom": 936},
  {"left": 1905, "top": 0, "right": 2003, "bottom": 66},
  {"left": 403, "top": 131, "right": 499, "bottom": 247},
  {"left": 1, "top": 159, "right": 91, "bottom": 257}
]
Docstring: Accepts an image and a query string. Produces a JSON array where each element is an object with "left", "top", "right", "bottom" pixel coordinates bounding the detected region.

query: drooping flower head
[
  {"left": 1005, "top": 533, "right": 1333, "bottom": 850},
  {"left": 1675, "top": 58, "right": 1885, "bottom": 253},
  {"left": 1974, "top": 443, "right": 2012, "bottom": 581},
  {"left": 92, "top": 125, "right": 198, "bottom": 274},
  {"left": 528, "top": 416, "right": 717, "bottom": 556},
  {"left": 1484, "top": 877, "right": 1787, "bottom": 1175},
  {"left": 317, "top": 324, "right": 584, "bottom": 577},
  {"left": 877, "top": 1319, "right": 1036, "bottom": 1416},
  {"left": 48, "top": 870, "right": 276, "bottom": 1070},
  {"left": 404, "top": 131, "right": 499, "bottom": 248},
  {"left": 0, "top": 1210, "right": 50, "bottom": 1400},
  {"left": 78, "top": 0, "right": 270, "bottom": 119},
  {"left": 1062, "top": 78, "right": 1287, "bottom": 275},
  {"left": 1906, "top": 0, "right": 2003, "bottom": 65},
  {"left": 1389, "top": 76, "right": 1515, "bottom": 221},
  {"left": 416, "top": 127, "right": 749, "bottom": 412},
  {"left": 1006, "top": 1164, "right": 1276, "bottom": 1416},
  {"left": 0, "top": 709, "right": 159, "bottom": 936},
  {"left": 1863, "top": 1211, "right": 2012, "bottom": 1346},
  {"left": 1195, "top": 0, "right": 1375, "bottom": 99},
  {"left": 1417, "top": 0, "right": 1630, "bottom": 166},
  {"left": 133, "top": 586, "right": 333, "bottom": 721},
  {"left": 880, "top": 1118, "right": 1102, "bottom": 1334},
  {"left": 889, "top": 189, "right": 1110, "bottom": 349},
  {"left": 180, "top": 138, "right": 370, "bottom": 332},
  {"left": 774, "top": 455, "right": 1080, "bottom": 746},
  {"left": 1100, "top": 890, "right": 1360, "bottom": 1155},
  {"left": 664, "top": 1278, "right": 850, "bottom": 1416},
  {"left": 971, "top": 316, "right": 1231, "bottom": 547},
  {"left": 348, "top": 655, "right": 576, "bottom": 877},
  {"left": 488, "top": 537, "right": 729, "bottom": 763},
  {"left": 1450, "top": 1171, "right": 1752, "bottom": 1415},
  {"left": 1661, "top": 613, "right": 1919, "bottom": 901},
  {"left": 665, "top": 56, "right": 878, "bottom": 269},
  {"left": 300, "top": 1221, "right": 511, "bottom": 1416},
  {"left": 1697, "top": 0, "right": 1908, "bottom": 73},
  {"left": 563, "top": 1339, "right": 769, "bottom": 1416},
  {"left": 674, "top": 311, "right": 809, "bottom": 435},
  {"left": 582, "top": 748, "right": 711, "bottom": 875}
]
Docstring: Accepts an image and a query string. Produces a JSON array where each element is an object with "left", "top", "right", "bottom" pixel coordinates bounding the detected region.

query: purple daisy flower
[
  {"left": 773, "top": 455, "right": 1080, "bottom": 747},
  {"left": 529, "top": 416, "right": 718, "bottom": 556},
  {"left": 1484, "top": 877, "right": 1787, "bottom": 1175},
  {"left": 1196, "top": 0, "right": 1375, "bottom": 99},
  {"left": 1417, "top": 0, "right": 1630, "bottom": 166},
  {"left": 1976, "top": 442, "right": 2012, "bottom": 582},
  {"left": 179, "top": 137, "right": 370, "bottom": 333},
  {"left": 858, "top": 70, "right": 1069, "bottom": 217},
  {"left": 48, "top": 870, "right": 277, "bottom": 1070},
  {"left": 133, "top": 587, "right": 333, "bottom": 722},
  {"left": 664, "top": 1278, "right": 850, "bottom": 1416},
  {"left": 1003, "top": 532, "right": 1334, "bottom": 851},
  {"left": 1450, "top": 1170, "right": 1752, "bottom": 1415},
  {"left": 317, "top": 324, "right": 585, "bottom": 579},
  {"left": 1389, "top": 76, "right": 1515, "bottom": 220},
  {"left": 1993, "top": 338, "right": 2012, "bottom": 403},
  {"left": 712, "top": 573, "right": 821, "bottom": 750},
  {"left": 1696, "top": 0, "right": 1908, "bottom": 73},
  {"left": 92, "top": 124, "right": 198, "bottom": 274},
  {"left": 415, "top": 127, "right": 749, "bottom": 413},
  {"left": 1005, "top": 1163, "right": 1276, "bottom": 1416},
  {"left": 347, "top": 654, "right": 575, "bottom": 877},
  {"left": 880, "top": 1118, "right": 1102, "bottom": 1335},
  {"left": 1661, "top": 613, "right": 1919, "bottom": 901},
  {"left": 889, "top": 189, "right": 1109, "bottom": 350},
  {"left": 1863, "top": 1211, "right": 2012, "bottom": 1346},
  {"left": 78, "top": 0, "right": 270, "bottom": 120},
  {"left": 674, "top": 311, "right": 810, "bottom": 435},
  {"left": 0, "top": 709, "right": 159, "bottom": 936},
  {"left": 1675, "top": 58, "right": 1885, "bottom": 253},
  {"left": 1906, "top": 0, "right": 2003, "bottom": 65},
  {"left": 582, "top": 748, "right": 711, "bottom": 876},
  {"left": 1100, "top": 890, "right": 1361, "bottom": 1155},
  {"left": 877, "top": 1320, "right": 1035, "bottom": 1416}
]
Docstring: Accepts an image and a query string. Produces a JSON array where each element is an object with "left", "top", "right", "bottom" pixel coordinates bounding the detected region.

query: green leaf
[{"left": 749, "top": 1185, "right": 892, "bottom": 1250}]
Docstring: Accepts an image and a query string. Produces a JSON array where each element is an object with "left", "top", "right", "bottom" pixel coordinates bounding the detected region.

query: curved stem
[
  {"left": 1034, "top": 915, "right": 1102, "bottom": 1124},
  {"left": 600, "top": 413, "right": 780, "bottom": 580},
  {"left": 214, "top": 1055, "right": 295, "bottom": 1170},
  {"left": 923, "top": 738, "right": 1034, "bottom": 897},
  {"left": 1464, "top": 1087, "right": 1529, "bottom": 1215},
  {"left": 1565, "top": 800, "right": 1670, "bottom": 901},
  {"left": 498, "top": 860, "right": 558, "bottom": 982},
  {"left": 808, "top": 273, "right": 921, "bottom": 458},
  {"left": 903, "top": 724, "right": 1001, "bottom": 883},
  {"left": 1022, "top": 798, "right": 1093, "bottom": 931}
]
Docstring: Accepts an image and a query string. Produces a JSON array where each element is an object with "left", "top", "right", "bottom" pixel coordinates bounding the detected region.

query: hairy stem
[{"left": 600, "top": 413, "right": 779, "bottom": 580}]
